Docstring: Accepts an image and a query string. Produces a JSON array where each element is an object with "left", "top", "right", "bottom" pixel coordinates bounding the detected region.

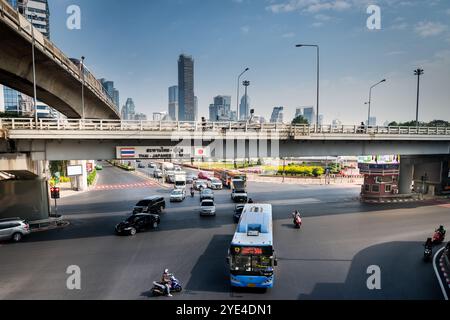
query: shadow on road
[
  {"left": 297, "top": 241, "right": 443, "bottom": 300},
  {"left": 185, "top": 234, "right": 232, "bottom": 294}
]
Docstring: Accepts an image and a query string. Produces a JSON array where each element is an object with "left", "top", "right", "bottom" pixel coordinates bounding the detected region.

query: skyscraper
[
  {"left": 121, "top": 98, "right": 136, "bottom": 120},
  {"left": 99, "top": 79, "right": 120, "bottom": 111},
  {"left": 3, "top": 0, "right": 51, "bottom": 116},
  {"left": 178, "top": 55, "right": 195, "bottom": 121},
  {"left": 0, "top": 85, "right": 5, "bottom": 112},
  {"left": 301, "top": 107, "right": 315, "bottom": 125},
  {"left": 168, "top": 86, "right": 178, "bottom": 121},
  {"left": 270, "top": 107, "right": 284, "bottom": 123},
  {"left": 194, "top": 96, "right": 198, "bottom": 121},
  {"left": 22, "top": 0, "right": 51, "bottom": 38},
  {"left": 239, "top": 94, "right": 250, "bottom": 121},
  {"left": 209, "top": 95, "right": 233, "bottom": 121}
]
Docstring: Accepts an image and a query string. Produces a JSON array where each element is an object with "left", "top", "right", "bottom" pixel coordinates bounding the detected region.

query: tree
[
  {"left": 292, "top": 115, "right": 309, "bottom": 125},
  {"left": 387, "top": 120, "right": 449, "bottom": 127}
]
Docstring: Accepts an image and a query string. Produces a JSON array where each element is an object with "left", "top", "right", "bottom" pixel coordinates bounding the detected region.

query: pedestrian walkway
[{"left": 92, "top": 181, "right": 158, "bottom": 191}]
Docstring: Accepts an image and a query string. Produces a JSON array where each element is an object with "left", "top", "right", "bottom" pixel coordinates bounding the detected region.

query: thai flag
[{"left": 120, "top": 148, "right": 135, "bottom": 158}]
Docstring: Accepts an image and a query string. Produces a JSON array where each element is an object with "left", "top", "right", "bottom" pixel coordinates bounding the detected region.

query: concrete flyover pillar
[
  {"left": 69, "top": 160, "right": 88, "bottom": 192},
  {"left": 399, "top": 161, "right": 414, "bottom": 195}
]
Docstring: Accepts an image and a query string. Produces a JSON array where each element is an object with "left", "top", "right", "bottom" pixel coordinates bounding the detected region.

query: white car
[
  {"left": 170, "top": 189, "right": 186, "bottom": 202},
  {"left": 208, "top": 178, "right": 223, "bottom": 190},
  {"left": 199, "top": 199, "right": 216, "bottom": 216}
]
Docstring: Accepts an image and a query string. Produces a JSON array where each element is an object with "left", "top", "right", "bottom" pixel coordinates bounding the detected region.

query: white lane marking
[
  {"left": 433, "top": 246, "right": 448, "bottom": 301},
  {"left": 262, "top": 198, "right": 322, "bottom": 206}
]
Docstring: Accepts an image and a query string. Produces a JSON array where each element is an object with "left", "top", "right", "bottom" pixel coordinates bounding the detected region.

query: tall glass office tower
[{"left": 178, "top": 55, "right": 195, "bottom": 121}]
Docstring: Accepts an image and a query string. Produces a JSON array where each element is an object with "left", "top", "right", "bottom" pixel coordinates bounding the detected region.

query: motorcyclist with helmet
[
  {"left": 292, "top": 210, "right": 302, "bottom": 227},
  {"left": 161, "top": 269, "right": 172, "bottom": 297}
]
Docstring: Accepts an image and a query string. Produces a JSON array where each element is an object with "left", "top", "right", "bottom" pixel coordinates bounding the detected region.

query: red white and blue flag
[{"left": 120, "top": 148, "right": 135, "bottom": 158}]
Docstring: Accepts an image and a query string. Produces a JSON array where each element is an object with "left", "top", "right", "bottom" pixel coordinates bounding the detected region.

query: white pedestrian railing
[{"left": 1, "top": 118, "right": 450, "bottom": 136}]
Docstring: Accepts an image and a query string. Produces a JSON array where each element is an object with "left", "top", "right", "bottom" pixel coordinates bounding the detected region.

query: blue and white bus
[{"left": 227, "top": 204, "right": 277, "bottom": 289}]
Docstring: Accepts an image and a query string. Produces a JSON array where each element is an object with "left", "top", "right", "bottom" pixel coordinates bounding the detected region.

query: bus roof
[{"left": 231, "top": 204, "right": 273, "bottom": 247}]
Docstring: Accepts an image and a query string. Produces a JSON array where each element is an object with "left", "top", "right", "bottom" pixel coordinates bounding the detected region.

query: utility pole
[{"left": 414, "top": 68, "right": 424, "bottom": 128}]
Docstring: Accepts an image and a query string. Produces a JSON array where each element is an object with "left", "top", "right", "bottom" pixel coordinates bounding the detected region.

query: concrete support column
[
  {"left": 69, "top": 160, "right": 88, "bottom": 191},
  {"left": 399, "top": 161, "right": 414, "bottom": 195},
  {"left": 34, "top": 160, "right": 50, "bottom": 179}
]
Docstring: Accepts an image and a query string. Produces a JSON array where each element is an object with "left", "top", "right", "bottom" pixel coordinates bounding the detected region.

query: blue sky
[{"left": 48, "top": 0, "right": 450, "bottom": 124}]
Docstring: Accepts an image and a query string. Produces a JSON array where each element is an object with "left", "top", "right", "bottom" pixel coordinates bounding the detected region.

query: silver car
[
  {"left": 0, "top": 218, "right": 31, "bottom": 242},
  {"left": 208, "top": 178, "right": 223, "bottom": 190},
  {"left": 170, "top": 189, "right": 186, "bottom": 202},
  {"left": 199, "top": 199, "right": 216, "bottom": 216}
]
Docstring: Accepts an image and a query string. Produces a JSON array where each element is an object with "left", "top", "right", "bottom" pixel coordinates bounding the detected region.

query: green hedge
[
  {"left": 264, "top": 165, "right": 325, "bottom": 177},
  {"left": 87, "top": 169, "right": 97, "bottom": 186}
]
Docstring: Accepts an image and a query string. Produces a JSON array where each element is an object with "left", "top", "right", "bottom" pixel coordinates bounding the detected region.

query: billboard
[
  {"left": 116, "top": 146, "right": 195, "bottom": 160},
  {"left": 358, "top": 155, "right": 400, "bottom": 164},
  {"left": 67, "top": 165, "right": 83, "bottom": 176}
]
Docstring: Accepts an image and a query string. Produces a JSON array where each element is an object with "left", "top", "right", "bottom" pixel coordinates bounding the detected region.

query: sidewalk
[
  {"left": 248, "top": 174, "right": 364, "bottom": 186},
  {"left": 363, "top": 193, "right": 450, "bottom": 204}
]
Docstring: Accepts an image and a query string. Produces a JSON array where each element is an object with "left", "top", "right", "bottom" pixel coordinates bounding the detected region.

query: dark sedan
[
  {"left": 115, "top": 213, "right": 160, "bottom": 236},
  {"left": 233, "top": 204, "right": 245, "bottom": 223}
]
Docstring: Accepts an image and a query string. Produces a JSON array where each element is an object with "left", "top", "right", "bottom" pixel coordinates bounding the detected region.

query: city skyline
[{"left": 40, "top": 0, "right": 450, "bottom": 124}]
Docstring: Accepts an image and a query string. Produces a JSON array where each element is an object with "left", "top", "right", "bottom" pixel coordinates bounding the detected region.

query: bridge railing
[
  {"left": 0, "top": 0, "right": 119, "bottom": 116},
  {"left": 2, "top": 118, "right": 450, "bottom": 136}
]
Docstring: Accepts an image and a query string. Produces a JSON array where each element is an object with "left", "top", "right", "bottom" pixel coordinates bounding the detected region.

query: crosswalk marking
[{"left": 92, "top": 182, "right": 157, "bottom": 191}]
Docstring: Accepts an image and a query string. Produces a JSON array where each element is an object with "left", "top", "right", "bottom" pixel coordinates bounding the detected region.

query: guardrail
[
  {"left": 1, "top": 118, "right": 450, "bottom": 136},
  {"left": 0, "top": 0, "right": 119, "bottom": 116}
]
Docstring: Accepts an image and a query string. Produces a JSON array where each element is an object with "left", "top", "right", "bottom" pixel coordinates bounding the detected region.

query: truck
[
  {"left": 174, "top": 171, "right": 187, "bottom": 190},
  {"left": 161, "top": 162, "right": 174, "bottom": 171},
  {"left": 231, "top": 179, "right": 248, "bottom": 203},
  {"left": 215, "top": 169, "right": 247, "bottom": 188}
]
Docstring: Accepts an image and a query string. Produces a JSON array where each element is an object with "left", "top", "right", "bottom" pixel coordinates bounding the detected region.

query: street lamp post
[
  {"left": 237, "top": 68, "right": 249, "bottom": 121},
  {"left": 296, "top": 44, "right": 320, "bottom": 128},
  {"left": 30, "top": 14, "right": 38, "bottom": 127},
  {"left": 81, "top": 56, "right": 85, "bottom": 119},
  {"left": 243, "top": 80, "right": 250, "bottom": 123},
  {"left": 414, "top": 68, "right": 424, "bottom": 128},
  {"left": 366, "top": 79, "right": 386, "bottom": 128}
]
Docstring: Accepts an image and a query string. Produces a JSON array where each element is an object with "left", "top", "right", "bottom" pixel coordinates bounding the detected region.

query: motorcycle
[
  {"left": 432, "top": 229, "right": 446, "bottom": 245},
  {"left": 423, "top": 242, "right": 433, "bottom": 262},
  {"left": 294, "top": 215, "right": 302, "bottom": 229},
  {"left": 190, "top": 190, "right": 195, "bottom": 197},
  {"left": 151, "top": 274, "right": 182, "bottom": 296}
]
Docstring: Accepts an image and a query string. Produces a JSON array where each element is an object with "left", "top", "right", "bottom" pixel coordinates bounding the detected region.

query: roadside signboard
[
  {"left": 115, "top": 146, "right": 193, "bottom": 160},
  {"left": 67, "top": 165, "right": 83, "bottom": 177},
  {"left": 358, "top": 155, "right": 400, "bottom": 164}
]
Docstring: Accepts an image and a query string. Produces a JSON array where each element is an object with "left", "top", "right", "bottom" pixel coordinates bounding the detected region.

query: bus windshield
[{"left": 231, "top": 254, "right": 273, "bottom": 275}]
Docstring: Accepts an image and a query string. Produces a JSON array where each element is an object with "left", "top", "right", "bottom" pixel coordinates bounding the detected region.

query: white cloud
[
  {"left": 240, "top": 25, "right": 250, "bottom": 34},
  {"left": 385, "top": 51, "right": 405, "bottom": 56},
  {"left": 266, "top": 0, "right": 352, "bottom": 14},
  {"left": 282, "top": 32, "right": 296, "bottom": 38},
  {"left": 391, "top": 22, "right": 408, "bottom": 31},
  {"left": 311, "top": 22, "right": 324, "bottom": 28},
  {"left": 315, "top": 14, "right": 332, "bottom": 21},
  {"left": 415, "top": 21, "right": 447, "bottom": 37}
]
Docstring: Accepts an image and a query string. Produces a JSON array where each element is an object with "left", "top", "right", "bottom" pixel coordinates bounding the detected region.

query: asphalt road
[{"left": 0, "top": 161, "right": 449, "bottom": 300}]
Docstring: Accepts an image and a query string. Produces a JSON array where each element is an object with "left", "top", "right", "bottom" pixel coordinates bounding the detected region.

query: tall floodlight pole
[
  {"left": 366, "top": 79, "right": 386, "bottom": 127},
  {"left": 237, "top": 68, "right": 249, "bottom": 120},
  {"left": 414, "top": 68, "right": 424, "bottom": 127},
  {"left": 81, "top": 56, "right": 86, "bottom": 119},
  {"left": 296, "top": 44, "right": 319, "bottom": 128},
  {"left": 243, "top": 80, "right": 250, "bottom": 122},
  {"left": 31, "top": 15, "right": 38, "bottom": 127}
]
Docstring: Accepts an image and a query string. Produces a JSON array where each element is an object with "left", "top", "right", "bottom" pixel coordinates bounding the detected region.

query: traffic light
[{"left": 50, "top": 187, "right": 60, "bottom": 199}]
